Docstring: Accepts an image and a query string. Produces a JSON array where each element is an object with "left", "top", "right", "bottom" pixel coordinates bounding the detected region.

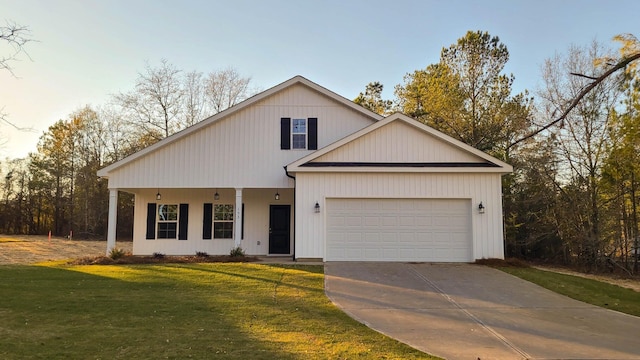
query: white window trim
[
  {"left": 157, "top": 204, "right": 179, "bottom": 239},
  {"left": 291, "top": 118, "right": 307, "bottom": 150},
  {"left": 213, "top": 204, "right": 234, "bottom": 239}
]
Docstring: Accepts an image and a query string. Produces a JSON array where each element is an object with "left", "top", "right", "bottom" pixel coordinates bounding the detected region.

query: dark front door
[{"left": 269, "top": 205, "right": 291, "bottom": 254}]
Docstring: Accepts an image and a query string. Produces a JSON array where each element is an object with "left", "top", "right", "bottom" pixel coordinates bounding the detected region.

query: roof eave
[{"left": 287, "top": 165, "right": 513, "bottom": 174}]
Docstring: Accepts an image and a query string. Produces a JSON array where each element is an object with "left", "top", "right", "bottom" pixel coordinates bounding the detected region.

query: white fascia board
[{"left": 288, "top": 166, "right": 512, "bottom": 174}]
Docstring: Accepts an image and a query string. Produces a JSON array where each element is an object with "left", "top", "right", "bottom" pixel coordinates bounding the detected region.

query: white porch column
[
  {"left": 106, "top": 189, "right": 118, "bottom": 255},
  {"left": 234, "top": 188, "right": 243, "bottom": 248}
]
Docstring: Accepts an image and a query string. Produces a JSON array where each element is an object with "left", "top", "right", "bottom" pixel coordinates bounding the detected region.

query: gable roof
[
  {"left": 97, "top": 75, "right": 384, "bottom": 178},
  {"left": 286, "top": 112, "right": 513, "bottom": 174}
]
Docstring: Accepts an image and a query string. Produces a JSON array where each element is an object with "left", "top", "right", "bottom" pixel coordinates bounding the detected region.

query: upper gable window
[
  {"left": 292, "top": 119, "right": 307, "bottom": 149},
  {"left": 281, "top": 117, "right": 318, "bottom": 150}
]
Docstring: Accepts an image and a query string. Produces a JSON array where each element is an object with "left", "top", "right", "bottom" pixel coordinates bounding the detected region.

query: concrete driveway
[{"left": 325, "top": 262, "right": 640, "bottom": 360}]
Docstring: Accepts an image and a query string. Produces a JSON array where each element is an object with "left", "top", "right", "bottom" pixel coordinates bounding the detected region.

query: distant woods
[
  {"left": 0, "top": 61, "right": 256, "bottom": 239},
  {"left": 356, "top": 31, "right": 640, "bottom": 272}
]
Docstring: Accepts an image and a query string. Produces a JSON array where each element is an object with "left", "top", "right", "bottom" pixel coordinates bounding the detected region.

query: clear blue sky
[{"left": 1, "top": 0, "right": 638, "bottom": 159}]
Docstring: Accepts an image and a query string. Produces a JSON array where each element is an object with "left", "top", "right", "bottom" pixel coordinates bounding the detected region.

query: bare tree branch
[
  {"left": 510, "top": 52, "right": 640, "bottom": 148},
  {"left": 569, "top": 72, "right": 598, "bottom": 80},
  {"left": 0, "top": 20, "right": 33, "bottom": 76},
  {"left": 0, "top": 106, "right": 36, "bottom": 132},
  {"left": 205, "top": 67, "right": 253, "bottom": 114},
  {"left": 1, "top": 20, "right": 35, "bottom": 146},
  {"left": 0, "top": 116, "right": 37, "bottom": 132}
]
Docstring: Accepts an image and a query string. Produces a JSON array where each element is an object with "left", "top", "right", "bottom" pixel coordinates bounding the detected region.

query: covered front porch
[{"left": 105, "top": 187, "right": 294, "bottom": 257}]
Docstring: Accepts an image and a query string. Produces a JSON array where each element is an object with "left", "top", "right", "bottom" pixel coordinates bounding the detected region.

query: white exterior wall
[
  {"left": 294, "top": 172, "right": 505, "bottom": 261},
  {"left": 106, "top": 84, "right": 375, "bottom": 190},
  {"left": 131, "top": 188, "right": 293, "bottom": 256}
]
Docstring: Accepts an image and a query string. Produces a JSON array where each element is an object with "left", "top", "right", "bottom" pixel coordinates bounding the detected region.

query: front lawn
[
  {"left": 0, "top": 263, "right": 436, "bottom": 359},
  {"left": 498, "top": 266, "right": 640, "bottom": 317}
]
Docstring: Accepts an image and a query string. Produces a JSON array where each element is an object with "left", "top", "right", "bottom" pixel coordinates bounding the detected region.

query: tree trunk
[{"left": 632, "top": 172, "right": 639, "bottom": 273}]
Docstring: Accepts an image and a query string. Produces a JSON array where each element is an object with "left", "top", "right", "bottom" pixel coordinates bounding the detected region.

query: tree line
[
  {"left": 0, "top": 61, "right": 255, "bottom": 240},
  {"left": 355, "top": 31, "right": 640, "bottom": 272}
]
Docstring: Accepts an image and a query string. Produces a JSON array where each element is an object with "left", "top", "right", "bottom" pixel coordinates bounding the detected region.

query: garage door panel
[
  {"left": 347, "top": 248, "right": 364, "bottom": 258},
  {"left": 345, "top": 232, "right": 363, "bottom": 243},
  {"left": 399, "top": 218, "right": 413, "bottom": 226},
  {"left": 414, "top": 201, "right": 434, "bottom": 211},
  {"left": 450, "top": 232, "right": 469, "bottom": 242},
  {"left": 326, "top": 198, "right": 472, "bottom": 262},
  {"left": 344, "top": 215, "right": 362, "bottom": 226},
  {"left": 343, "top": 201, "right": 364, "bottom": 211},
  {"left": 378, "top": 199, "right": 398, "bottom": 211},
  {"left": 397, "top": 233, "right": 417, "bottom": 243},
  {"left": 353, "top": 232, "right": 375, "bottom": 244},
  {"left": 398, "top": 248, "right": 423, "bottom": 259},
  {"left": 379, "top": 233, "right": 398, "bottom": 243},
  {"left": 433, "top": 214, "right": 461, "bottom": 225},
  {"left": 363, "top": 248, "right": 382, "bottom": 259},
  {"left": 415, "top": 216, "right": 432, "bottom": 225},
  {"left": 380, "top": 216, "right": 398, "bottom": 226},
  {"left": 361, "top": 216, "right": 378, "bottom": 226},
  {"left": 327, "top": 215, "right": 345, "bottom": 226},
  {"left": 431, "top": 232, "right": 451, "bottom": 245}
]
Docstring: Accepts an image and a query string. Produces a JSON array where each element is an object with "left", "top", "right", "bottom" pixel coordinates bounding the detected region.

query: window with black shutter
[
  {"left": 281, "top": 117, "right": 318, "bottom": 150},
  {"left": 204, "top": 203, "right": 235, "bottom": 239},
  {"left": 157, "top": 204, "right": 179, "bottom": 239}
]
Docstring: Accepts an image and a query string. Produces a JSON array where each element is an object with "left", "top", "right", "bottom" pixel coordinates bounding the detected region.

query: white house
[{"left": 97, "top": 76, "right": 512, "bottom": 262}]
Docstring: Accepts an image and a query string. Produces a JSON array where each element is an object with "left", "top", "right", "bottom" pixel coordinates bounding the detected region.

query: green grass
[
  {"left": 0, "top": 263, "right": 437, "bottom": 359},
  {"left": 498, "top": 266, "right": 640, "bottom": 317}
]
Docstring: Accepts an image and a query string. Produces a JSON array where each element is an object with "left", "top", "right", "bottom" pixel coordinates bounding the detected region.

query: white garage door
[{"left": 326, "top": 198, "right": 472, "bottom": 262}]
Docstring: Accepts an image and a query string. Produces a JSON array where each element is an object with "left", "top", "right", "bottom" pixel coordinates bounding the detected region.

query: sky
[{"left": 1, "top": 0, "right": 638, "bottom": 159}]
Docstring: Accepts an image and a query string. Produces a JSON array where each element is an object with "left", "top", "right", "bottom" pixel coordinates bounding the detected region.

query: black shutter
[
  {"left": 308, "top": 117, "right": 318, "bottom": 150},
  {"left": 203, "top": 203, "right": 213, "bottom": 240},
  {"left": 280, "top": 117, "right": 291, "bottom": 149},
  {"left": 241, "top": 203, "right": 245, "bottom": 239},
  {"left": 146, "top": 203, "right": 156, "bottom": 239},
  {"left": 178, "top": 204, "right": 189, "bottom": 240}
]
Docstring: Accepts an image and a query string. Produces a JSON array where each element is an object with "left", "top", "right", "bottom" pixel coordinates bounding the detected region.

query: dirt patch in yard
[
  {"left": 0, "top": 235, "right": 132, "bottom": 265},
  {"left": 0, "top": 235, "right": 257, "bottom": 265}
]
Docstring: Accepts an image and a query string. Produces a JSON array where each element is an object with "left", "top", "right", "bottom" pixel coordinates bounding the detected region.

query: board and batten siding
[
  {"left": 294, "top": 172, "right": 504, "bottom": 261},
  {"left": 106, "top": 83, "right": 376, "bottom": 189},
  {"left": 313, "top": 120, "right": 483, "bottom": 163}
]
